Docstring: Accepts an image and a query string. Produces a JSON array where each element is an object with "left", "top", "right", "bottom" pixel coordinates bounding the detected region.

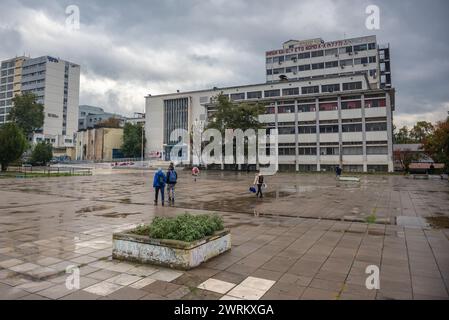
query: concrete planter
[{"left": 112, "top": 229, "right": 231, "bottom": 270}]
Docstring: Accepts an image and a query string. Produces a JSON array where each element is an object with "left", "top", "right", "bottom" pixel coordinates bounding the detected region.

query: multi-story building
[
  {"left": 0, "top": 56, "right": 27, "bottom": 124},
  {"left": 145, "top": 35, "right": 395, "bottom": 172},
  {"left": 78, "top": 105, "right": 126, "bottom": 130},
  {"left": 266, "top": 35, "right": 391, "bottom": 89},
  {"left": 0, "top": 55, "right": 80, "bottom": 148},
  {"left": 75, "top": 127, "right": 124, "bottom": 161}
]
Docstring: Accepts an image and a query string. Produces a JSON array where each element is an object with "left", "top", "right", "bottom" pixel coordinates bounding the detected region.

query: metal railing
[{"left": 9, "top": 166, "right": 92, "bottom": 177}]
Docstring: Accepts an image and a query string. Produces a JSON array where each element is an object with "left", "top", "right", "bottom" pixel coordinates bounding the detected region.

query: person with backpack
[
  {"left": 253, "top": 171, "right": 264, "bottom": 198},
  {"left": 153, "top": 168, "right": 166, "bottom": 206},
  {"left": 335, "top": 165, "right": 342, "bottom": 178},
  {"left": 166, "top": 162, "right": 177, "bottom": 204}
]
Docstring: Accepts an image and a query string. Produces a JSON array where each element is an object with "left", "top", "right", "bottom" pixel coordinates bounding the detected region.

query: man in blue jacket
[{"left": 153, "top": 168, "right": 166, "bottom": 206}]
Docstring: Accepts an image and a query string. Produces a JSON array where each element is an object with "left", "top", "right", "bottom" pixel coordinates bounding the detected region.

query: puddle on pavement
[
  {"left": 97, "top": 212, "right": 141, "bottom": 218},
  {"left": 75, "top": 205, "right": 112, "bottom": 213},
  {"left": 396, "top": 216, "right": 430, "bottom": 229},
  {"left": 425, "top": 216, "right": 449, "bottom": 229}
]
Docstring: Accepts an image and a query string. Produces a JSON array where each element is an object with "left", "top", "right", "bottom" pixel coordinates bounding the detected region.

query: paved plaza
[{"left": 0, "top": 170, "right": 448, "bottom": 300}]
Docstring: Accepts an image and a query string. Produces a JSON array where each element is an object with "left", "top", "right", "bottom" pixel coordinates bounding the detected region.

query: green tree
[
  {"left": 410, "top": 121, "right": 434, "bottom": 143},
  {"left": 30, "top": 141, "right": 53, "bottom": 166},
  {"left": 394, "top": 125, "right": 412, "bottom": 144},
  {"left": 0, "top": 123, "right": 27, "bottom": 171},
  {"left": 121, "top": 123, "right": 145, "bottom": 158},
  {"left": 206, "top": 93, "right": 265, "bottom": 134},
  {"left": 422, "top": 117, "right": 449, "bottom": 172},
  {"left": 8, "top": 92, "right": 44, "bottom": 136}
]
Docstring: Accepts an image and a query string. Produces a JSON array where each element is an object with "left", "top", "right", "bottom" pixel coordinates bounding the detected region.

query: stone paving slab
[{"left": 0, "top": 172, "right": 448, "bottom": 300}]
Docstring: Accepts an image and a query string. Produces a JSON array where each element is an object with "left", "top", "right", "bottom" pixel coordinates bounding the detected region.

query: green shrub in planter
[{"left": 132, "top": 213, "right": 224, "bottom": 242}]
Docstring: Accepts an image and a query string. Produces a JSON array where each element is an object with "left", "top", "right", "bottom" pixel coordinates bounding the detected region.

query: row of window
[
  {"left": 268, "top": 56, "right": 377, "bottom": 75},
  {"left": 267, "top": 43, "right": 377, "bottom": 64},
  {"left": 278, "top": 145, "right": 387, "bottom": 156},
  {"left": 272, "top": 122, "right": 387, "bottom": 134},
  {"left": 1, "top": 69, "right": 15, "bottom": 76}
]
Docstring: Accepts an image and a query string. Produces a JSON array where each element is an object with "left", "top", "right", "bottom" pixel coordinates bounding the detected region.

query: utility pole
[{"left": 141, "top": 122, "right": 144, "bottom": 166}]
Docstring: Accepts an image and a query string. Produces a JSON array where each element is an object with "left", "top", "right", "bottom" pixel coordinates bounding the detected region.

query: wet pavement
[{"left": 0, "top": 170, "right": 448, "bottom": 300}]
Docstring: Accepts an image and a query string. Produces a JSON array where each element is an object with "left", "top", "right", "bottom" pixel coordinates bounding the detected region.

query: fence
[{"left": 9, "top": 166, "right": 92, "bottom": 177}]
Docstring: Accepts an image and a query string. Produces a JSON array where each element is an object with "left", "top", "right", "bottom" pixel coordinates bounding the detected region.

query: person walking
[
  {"left": 253, "top": 171, "right": 264, "bottom": 198},
  {"left": 153, "top": 168, "right": 166, "bottom": 206},
  {"left": 166, "top": 162, "right": 177, "bottom": 205},
  {"left": 335, "top": 165, "right": 342, "bottom": 178}
]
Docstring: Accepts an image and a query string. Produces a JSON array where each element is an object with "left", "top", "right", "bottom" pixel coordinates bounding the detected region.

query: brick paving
[{"left": 0, "top": 170, "right": 448, "bottom": 300}]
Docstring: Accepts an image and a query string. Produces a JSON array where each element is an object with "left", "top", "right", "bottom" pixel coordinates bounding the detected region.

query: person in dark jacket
[
  {"left": 253, "top": 172, "right": 264, "bottom": 198},
  {"left": 153, "top": 168, "right": 166, "bottom": 206},
  {"left": 166, "top": 162, "right": 177, "bottom": 204},
  {"left": 335, "top": 165, "right": 342, "bottom": 178}
]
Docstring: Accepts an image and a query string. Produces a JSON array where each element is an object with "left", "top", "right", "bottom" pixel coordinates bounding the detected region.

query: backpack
[
  {"left": 258, "top": 175, "right": 264, "bottom": 184},
  {"left": 168, "top": 170, "right": 177, "bottom": 183},
  {"left": 158, "top": 173, "right": 165, "bottom": 185}
]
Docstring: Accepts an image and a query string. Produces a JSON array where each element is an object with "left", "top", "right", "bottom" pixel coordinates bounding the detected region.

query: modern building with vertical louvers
[{"left": 145, "top": 35, "right": 394, "bottom": 172}]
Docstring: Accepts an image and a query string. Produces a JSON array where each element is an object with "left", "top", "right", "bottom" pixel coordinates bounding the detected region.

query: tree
[
  {"left": 121, "top": 123, "right": 145, "bottom": 158},
  {"left": 422, "top": 117, "right": 449, "bottom": 172},
  {"left": 410, "top": 121, "right": 434, "bottom": 143},
  {"left": 0, "top": 123, "right": 27, "bottom": 171},
  {"left": 30, "top": 141, "right": 53, "bottom": 166},
  {"left": 206, "top": 93, "right": 265, "bottom": 134},
  {"left": 8, "top": 93, "right": 44, "bottom": 136},
  {"left": 393, "top": 148, "right": 419, "bottom": 172},
  {"left": 394, "top": 125, "right": 412, "bottom": 144}
]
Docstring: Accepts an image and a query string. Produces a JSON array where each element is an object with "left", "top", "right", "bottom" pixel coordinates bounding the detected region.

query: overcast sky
[{"left": 1, "top": 0, "right": 448, "bottom": 127}]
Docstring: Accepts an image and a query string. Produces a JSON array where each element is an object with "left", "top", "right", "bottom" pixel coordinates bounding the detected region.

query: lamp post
[{"left": 141, "top": 122, "right": 144, "bottom": 166}]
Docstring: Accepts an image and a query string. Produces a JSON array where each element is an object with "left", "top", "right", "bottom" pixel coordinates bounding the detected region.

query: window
[
  {"left": 365, "top": 99, "right": 386, "bottom": 108},
  {"left": 311, "top": 50, "right": 324, "bottom": 57},
  {"left": 273, "top": 68, "right": 284, "bottom": 74},
  {"left": 286, "top": 54, "right": 297, "bottom": 61},
  {"left": 299, "top": 147, "right": 317, "bottom": 155},
  {"left": 343, "top": 147, "right": 363, "bottom": 155},
  {"left": 298, "top": 64, "right": 311, "bottom": 71},
  {"left": 354, "top": 44, "right": 368, "bottom": 52},
  {"left": 264, "top": 89, "right": 280, "bottom": 97},
  {"left": 298, "top": 126, "right": 316, "bottom": 134},
  {"left": 319, "top": 102, "right": 338, "bottom": 111},
  {"left": 369, "top": 56, "right": 376, "bottom": 63},
  {"left": 369, "top": 69, "right": 377, "bottom": 77},
  {"left": 298, "top": 52, "right": 311, "bottom": 59},
  {"left": 230, "top": 93, "right": 245, "bottom": 101},
  {"left": 273, "top": 56, "right": 285, "bottom": 63},
  {"left": 339, "top": 46, "right": 353, "bottom": 54},
  {"left": 320, "top": 147, "right": 339, "bottom": 155},
  {"left": 301, "top": 86, "right": 319, "bottom": 94},
  {"left": 325, "top": 48, "right": 338, "bottom": 56},
  {"left": 266, "top": 57, "right": 273, "bottom": 64},
  {"left": 325, "top": 61, "right": 338, "bottom": 68},
  {"left": 312, "top": 63, "right": 324, "bottom": 70},
  {"left": 298, "top": 104, "right": 316, "bottom": 113},
  {"left": 368, "top": 43, "right": 376, "bottom": 50},
  {"left": 247, "top": 91, "right": 262, "bottom": 99},
  {"left": 319, "top": 125, "right": 339, "bottom": 133},
  {"left": 366, "top": 122, "right": 387, "bottom": 131},
  {"left": 279, "top": 147, "right": 296, "bottom": 155},
  {"left": 278, "top": 127, "right": 296, "bottom": 135},
  {"left": 367, "top": 146, "right": 388, "bottom": 154},
  {"left": 282, "top": 87, "right": 299, "bottom": 96},
  {"left": 342, "top": 123, "right": 362, "bottom": 132},
  {"left": 266, "top": 69, "right": 273, "bottom": 75},
  {"left": 265, "top": 106, "right": 275, "bottom": 114},
  {"left": 340, "top": 59, "right": 353, "bottom": 67},
  {"left": 278, "top": 105, "right": 295, "bottom": 113},
  {"left": 342, "top": 82, "right": 362, "bottom": 91},
  {"left": 341, "top": 100, "right": 361, "bottom": 109},
  {"left": 321, "top": 84, "right": 340, "bottom": 93},
  {"left": 354, "top": 57, "right": 368, "bottom": 65},
  {"left": 285, "top": 66, "right": 297, "bottom": 73}
]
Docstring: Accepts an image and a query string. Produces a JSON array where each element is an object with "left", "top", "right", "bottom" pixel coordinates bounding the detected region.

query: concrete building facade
[
  {"left": 75, "top": 127, "right": 124, "bottom": 161},
  {"left": 145, "top": 35, "right": 395, "bottom": 172}
]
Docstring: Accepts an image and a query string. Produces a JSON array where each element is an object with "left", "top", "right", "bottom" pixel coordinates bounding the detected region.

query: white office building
[
  {"left": 0, "top": 55, "right": 80, "bottom": 148},
  {"left": 145, "top": 35, "right": 395, "bottom": 172}
]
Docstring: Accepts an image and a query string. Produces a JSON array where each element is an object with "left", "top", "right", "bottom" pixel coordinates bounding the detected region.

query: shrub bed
[{"left": 132, "top": 213, "right": 224, "bottom": 243}]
